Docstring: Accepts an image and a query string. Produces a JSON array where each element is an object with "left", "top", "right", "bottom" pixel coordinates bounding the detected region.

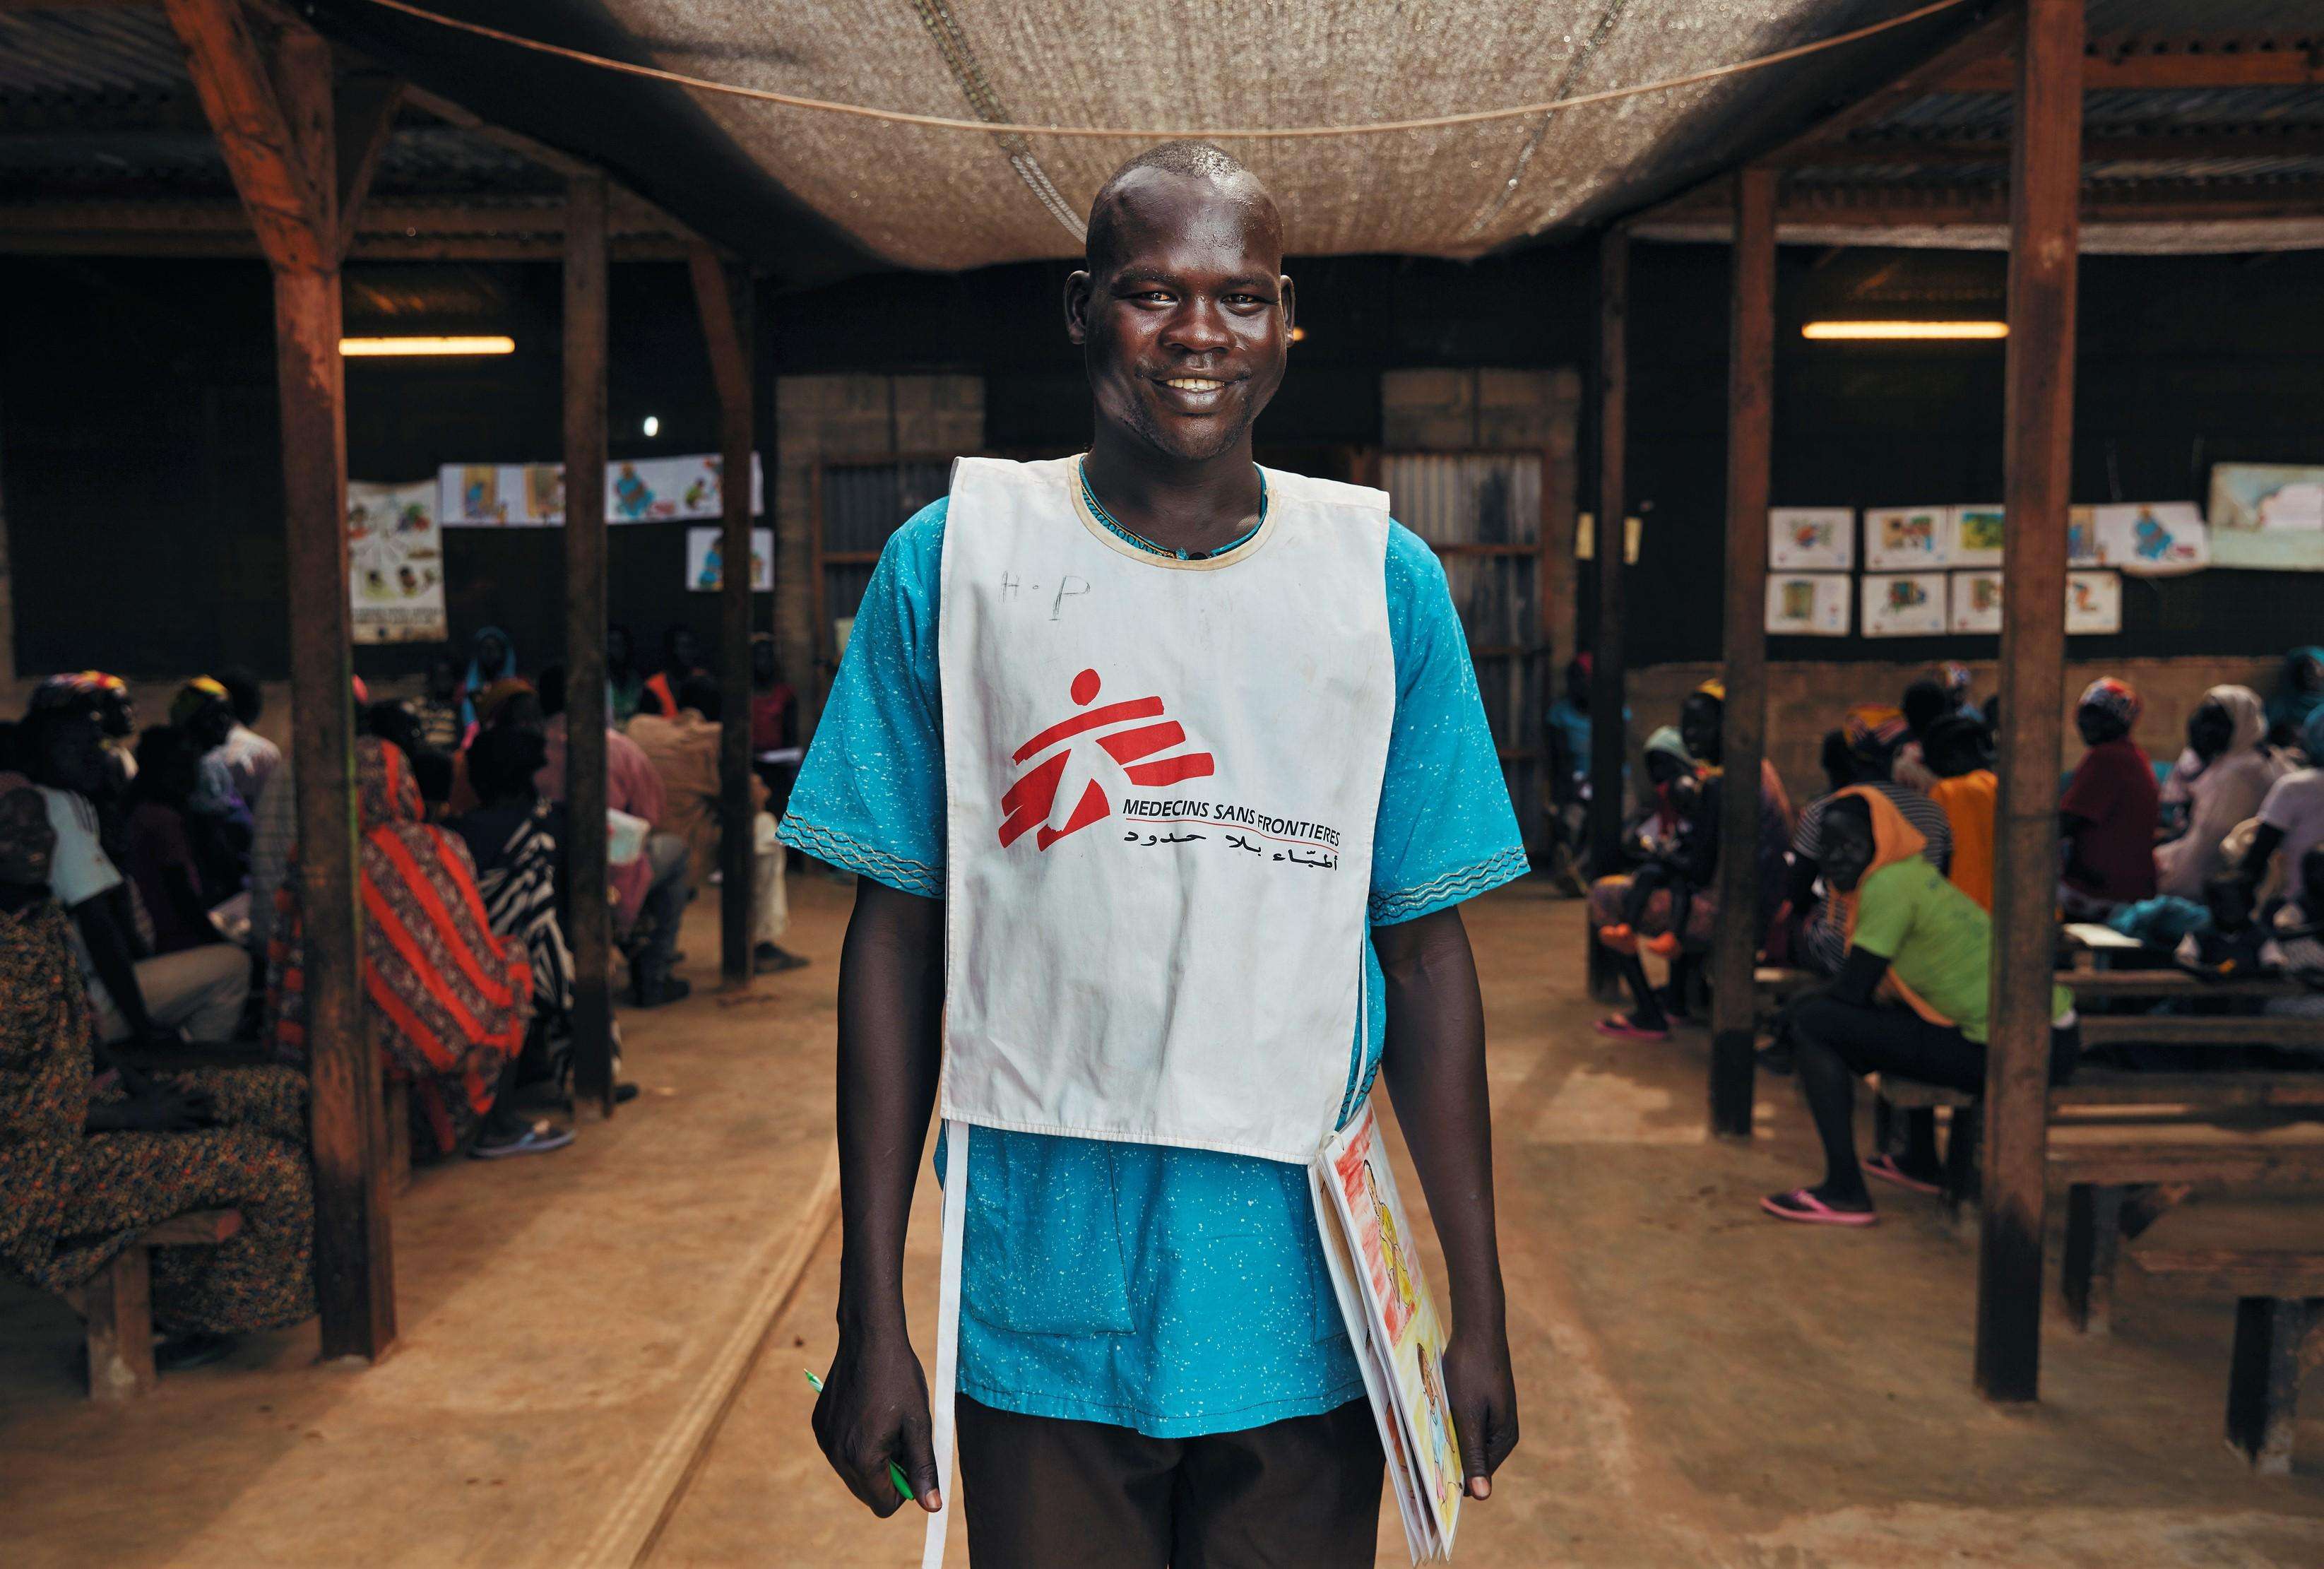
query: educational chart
[
  {"left": 435, "top": 453, "right": 764, "bottom": 527},
  {"left": 684, "top": 526, "right": 773, "bottom": 592},
  {"left": 2091, "top": 502, "right": 2207, "bottom": 575},
  {"left": 1765, "top": 573, "right": 1851, "bottom": 636},
  {"left": 1313, "top": 1100, "right": 1459, "bottom": 1562},
  {"left": 2207, "top": 463, "right": 2324, "bottom": 571},
  {"left": 1767, "top": 507, "right": 1854, "bottom": 572},
  {"left": 2067, "top": 570, "right": 2123, "bottom": 634},
  {"left": 345, "top": 480, "right": 447, "bottom": 643},
  {"left": 1861, "top": 572, "right": 1947, "bottom": 637},
  {"left": 1863, "top": 506, "right": 1950, "bottom": 571},
  {"left": 1948, "top": 570, "right": 2003, "bottom": 634},
  {"left": 2068, "top": 506, "right": 2099, "bottom": 567},
  {"left": 1947, "top": 504, "right": 2006, "bottom": 570}
]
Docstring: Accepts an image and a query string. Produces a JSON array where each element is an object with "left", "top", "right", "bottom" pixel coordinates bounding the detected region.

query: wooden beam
[
  {"left": 1709, "top": 168, "right": 1774, "bottom": 1142},
  {"left": 1587, "top": 229, "right": 1629, "bottom": 876},
  {"left": 1976, "top": 0, "right": 2082, "bottom": 1409},
  {"left": 1777, "top": 128, "right": 2324, "bottom": 168},
  {"left": 563, "top": 172, "right": 617, "bottom": 1120},
  {"left": 690, "top": 247, "right": 757, "bottom": 983},
  {"left": 251, "top": 18, "right": 395, "bottom": 1363},
  {"left": 1651, "top": 179, "right": 2324, "bottom": 229},
  {"left": 1769, "top": 9, "right": 2024, "bottom": 159},
  {"left": 1940, "top": 37, "right": 2324, "bottom": 91},
  {"left": 160, "top": 0, "right": 324, "bottom": 273},
  {"left": 333, "top": 71, "right": 403, "bottom": 261}
]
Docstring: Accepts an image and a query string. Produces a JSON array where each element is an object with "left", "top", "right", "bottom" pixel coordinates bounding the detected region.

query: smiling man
[{"left": 782, "top": 142, "right": 1526, "bottom": 1565}]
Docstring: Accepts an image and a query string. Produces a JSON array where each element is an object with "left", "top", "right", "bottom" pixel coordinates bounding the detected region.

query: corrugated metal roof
[{"left": 0, "top": 10, "right": 189, "bottom": 98}]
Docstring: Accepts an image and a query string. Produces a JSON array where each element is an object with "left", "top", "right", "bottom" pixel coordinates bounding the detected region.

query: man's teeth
[{"left": 1165, "top": 378, "right": 1224, "bottom": 391}]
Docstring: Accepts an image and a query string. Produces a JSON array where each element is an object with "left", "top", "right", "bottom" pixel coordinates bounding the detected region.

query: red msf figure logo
[{"left": 1000, "top": 668, "right": 1216, "bottom": 850}]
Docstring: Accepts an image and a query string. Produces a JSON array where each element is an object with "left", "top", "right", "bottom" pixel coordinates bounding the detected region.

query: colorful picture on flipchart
[
  {"left": 2068, "top": 506, "right": 2099, "bottom": 567},
  {"left": 1947, "top": 505, "right": 2005, "bottom": 570},
  {"left": 1765, "top": 574, "right": 1850, "bottom": 637},
  {"left": 2092, "top": 502, "right": 2207, "bottom": 575},
  {"left": 1767, "top": 508, "right": 1854, "bottom": 572},
  {"left": 1861, "top": 572, "right": 1948, "bottom": 637},
  {"left": 684, "top": 526, "right": 773, "bottom": 592},
  {"left": 2208, "top": 463, "right": 2324, "bottom": 571},
  {"left": 346, "top": 480, "right": 447, "bottom": 644},
  {"left": 1948, "top": 570, "right": 2003, "bottom": 635},
  {"left": 1863, "top": 507, "right": 1950, "bottom": 571},
  {"left": 2067, "top": 570, "right": 2123, "bottom": 634}
]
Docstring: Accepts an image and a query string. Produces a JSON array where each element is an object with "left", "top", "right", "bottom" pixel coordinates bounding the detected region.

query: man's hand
[
  {"left": 812, "top": 1327, "right": 942, "bottom": 1517},
  {"left": 1441, "top": 1328, "right": 1519, "bottom": 1500}
]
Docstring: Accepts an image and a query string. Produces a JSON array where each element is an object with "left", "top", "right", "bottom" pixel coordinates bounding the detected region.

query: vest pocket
[{"left": 961, "top": 1134, "right": 1137, "bottom": 1338}]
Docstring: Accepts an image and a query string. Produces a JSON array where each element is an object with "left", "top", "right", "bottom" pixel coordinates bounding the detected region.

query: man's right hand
[{"left": 812, "top": 1326, "right": 942, "bottom": 1517}]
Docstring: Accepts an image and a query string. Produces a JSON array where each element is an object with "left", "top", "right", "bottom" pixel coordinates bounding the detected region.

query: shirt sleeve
[
  {"left": 1791, "top": 795, "right": 1827, "bottom": 862},
  {"left": 777, "top": 500, "right": 949, "bottom": 898},
  {"left": 2257, "top": 772, "right": 2305, "bottom": 834},
  {"left": 1847, "top": 865, "right": 1916, "bottom": 960},
  {"left": 1367, "top": 523, "right": 1529, "bottom": 925},
  {"left": 40, "top": 788, "right": 122, "bottom": 908}
]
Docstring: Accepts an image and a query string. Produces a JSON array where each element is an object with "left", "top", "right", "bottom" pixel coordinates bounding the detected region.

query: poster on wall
[
  {"left": 1861, "top": 572, "right": 1947, "bottom": 637},
  {"left": 346, "top": 480, "right": 448, "bottom": 643},
  {"left": 1947, "top": 504, "right": 2006, "bottom": 569},
  {"left": 2207, "top": 463, "right": 2324, "bottom": 571},
  {"left": 1948, "top": 570, "right": 2004, "bottom": 634},
  {"left": 2067, "top": 570, "right": 2123, "bottom": 634},
  {"left": 2091, "top": 502, "right": 2207, "bottom": 574},
  {"left": 1863, "top": 506, "right": 1950, "bottom": 571},
  {"left": 1765, "top": 573, "right": 1851, "bottom": 636},
  {"left": 2068, "top": 505, "right": 2099, "bottom": 567},
  {"left": 439, "top": 454, "right": 764, "bottom": 528},
  {"left": 1767, "top": 508, "right": 1854, "bottom": 572},
  {"left": 684, "top": 526, "right": 773, "bottom": 592}
]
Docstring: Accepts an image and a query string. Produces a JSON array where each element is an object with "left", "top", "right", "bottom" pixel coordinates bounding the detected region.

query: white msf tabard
[{"left": 917, "top": 455, "right": 1396, "bottom": 1564}]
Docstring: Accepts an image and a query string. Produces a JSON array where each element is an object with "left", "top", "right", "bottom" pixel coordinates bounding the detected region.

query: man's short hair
[
  {"left": 218, "top": 665, "right": 264, "bottom": 726},
  {"left": 1086, "top": 141, "right": 1262, "bottom": 272}
]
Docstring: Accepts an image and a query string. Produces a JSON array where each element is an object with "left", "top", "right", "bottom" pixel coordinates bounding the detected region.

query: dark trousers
[{"left": 957, "top": 1395, "right": 1383, "bottom": 1569}]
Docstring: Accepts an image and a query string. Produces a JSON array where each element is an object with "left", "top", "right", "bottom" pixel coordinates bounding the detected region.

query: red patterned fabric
[{"left": 269, "top": 739, "right": 530, "bottom": 1153}]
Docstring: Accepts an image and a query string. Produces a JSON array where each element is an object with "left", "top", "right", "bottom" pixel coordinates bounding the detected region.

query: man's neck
[{"left": 1082, "top": 425, "right": 1264, "bottom": 557}]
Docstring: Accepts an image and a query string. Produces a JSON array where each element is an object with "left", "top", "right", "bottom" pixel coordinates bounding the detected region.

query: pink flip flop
[
  {"left": 1594, "top": 1014, "right": 1670, "bottom": 1043},
  {"left": 1760, "top": 1188, "right": 1878, "bottom": 1226},
  {"left": 1864, "top": 1154, "right": 1943, "bottom": 1196}
]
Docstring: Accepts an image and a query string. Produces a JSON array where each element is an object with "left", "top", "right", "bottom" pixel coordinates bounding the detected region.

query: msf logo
[{"left": 999, "top": 668, "right": 1215, "bottom": 850}]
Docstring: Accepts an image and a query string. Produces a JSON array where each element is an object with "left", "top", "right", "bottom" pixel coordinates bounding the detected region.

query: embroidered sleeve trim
[
  {"left": 777, "top": 816, "right": 944, "bottom": 898},
  {"left": 1368, "top": 846, "right": 1530, "bottom": 925}
]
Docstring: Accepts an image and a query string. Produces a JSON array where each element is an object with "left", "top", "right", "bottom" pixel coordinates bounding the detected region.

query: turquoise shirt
[{"left": 780, "top": 495, "right": 1526, "bottom": 1437}]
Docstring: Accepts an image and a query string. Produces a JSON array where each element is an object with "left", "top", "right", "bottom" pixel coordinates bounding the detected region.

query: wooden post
[
  {"left": 690, "top": 249, "right": 756, "bottom": 983},
  {"left": 1976, "top": 0, "right": 2083, "bottom": 1405},
  {"left": 1709, "top": 168, "right": 1776, "bottom": 1139},
  {"left": 1587, "top": 229, "right": 1630, "bottom": 875},
  {"left": 564, "top": 173, "right": 615, "bottom": 1117}
]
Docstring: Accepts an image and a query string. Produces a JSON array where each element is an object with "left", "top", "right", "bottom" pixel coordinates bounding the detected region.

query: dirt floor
[{"left": 6, "top": 875, "right": 2321, "bottom": 1567}]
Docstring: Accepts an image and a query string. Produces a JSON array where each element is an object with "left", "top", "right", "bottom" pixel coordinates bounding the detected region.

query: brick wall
[{"left": 1624, "top": 655, "right": 2283, "bottom": 811}]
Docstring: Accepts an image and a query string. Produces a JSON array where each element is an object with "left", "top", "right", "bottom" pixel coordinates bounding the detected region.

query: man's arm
[
  {"left": 1373, "top": 905, "right": 1518, "bottom": 1500},
  {"left": 71, "top": 892, "right": 159, "bottom": 1043},
  {"left": 812, "top": 879, "right": 947, "bottom": 1517}
]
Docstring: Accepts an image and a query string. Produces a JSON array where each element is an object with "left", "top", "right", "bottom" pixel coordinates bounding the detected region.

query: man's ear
[
  {"left": 1065, "top": 270, "right": 1093, "bottom": 346},
  {"left": 1280, "top": 273, "right": 1296, "bottom": 341}
]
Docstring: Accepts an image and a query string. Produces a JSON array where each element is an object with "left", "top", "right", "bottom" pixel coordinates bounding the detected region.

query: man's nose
[{"left": 1161, "top": 299, "right": 1233, "bottom": 355}]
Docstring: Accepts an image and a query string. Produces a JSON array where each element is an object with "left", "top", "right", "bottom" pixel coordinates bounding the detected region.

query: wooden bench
[
  {"left": 2120, "top": 1197, "right": 2324, "bottom": 1475},
  {"left": 74, "top": 1208, "right": 243, "bottom": 1402},
  {"left": 2078, "top": 1014, "right": 2324, "bottom": 1050},
  {"left": 1868, "top": 1074, "right": 1982, "bottom": 1221}
]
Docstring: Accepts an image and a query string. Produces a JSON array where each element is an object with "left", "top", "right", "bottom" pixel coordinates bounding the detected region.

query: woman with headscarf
[
  {"left": 2059, "top": 677, "right": 2159, "bottom": 913},
  {"left": 1779, "top": 703, "right": 1952, "bottom": 976},
  {"left": 2154, "top": 685, "right": 2289, "bottom": 901},
  {"left": 2265, "top": 646, "right": 2324, "bottom": 747},
  {"left": 1921, "top": 714, "right": 1998, "bottom": 913},
  {"left": 456, "top": 625, "right": 518, "bottom": 742},
  {"left": 2236, "top": 707, "right": 2324, "bottom": 904},
  {"left": 268, "top": 738, "right": 569, "bottom": 1160},
  {"left": 1761, "top": 789, "right": 2078, "bottom": 1227},
  {"left": 0, "top": 778, "right": 314, "bottom": 1356}
]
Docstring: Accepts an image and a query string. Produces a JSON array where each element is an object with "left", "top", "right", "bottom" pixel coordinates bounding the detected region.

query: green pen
[{"left": 803, "top": 1370, "right": 918, "bottom": 1503}]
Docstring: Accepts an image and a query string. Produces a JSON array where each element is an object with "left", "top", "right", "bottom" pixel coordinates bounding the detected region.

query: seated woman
[
  {"left": 1921, "top": 714, "right": 1998, "bottom": 913},
  {"left": 1781, "top": 704, "right": 1952, "bottom": 976},
  {"left": 2059, "top": 677, "right": 2160, "bottom": 914},
  {"left": 1589, "top": 727, "right": 1707, "bottom": 1041},
  {"left": 2155, "top": 685, "right": 2288, "bottom": 901},
  {"left": 120, "top": 725, "right": 222, "bottom": 953},
  {"left": 268, "top": 738, "right": 569, "bottom": 1161},
  {"left": 1762, "top": 790, "right": 2078, "bottom": 1227},
  {"left": 0, "top": 779, "right": 314, "bottom": 1360}
]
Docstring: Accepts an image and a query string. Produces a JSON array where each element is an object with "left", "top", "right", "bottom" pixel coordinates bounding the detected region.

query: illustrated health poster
[
  {"left": 1765, "top": 574, "right": 1850, "bottom": 636},
  {"left": 346, "top": 480, "right": 447, "bottom": 643},
  {"left": 2092, "top": 502, "right": 2207, "bottom": 575},
  {"left": 1863, "top": 506, "right": 1950, "bottom": 571},
  {"left": 1948, "top": 570, "right": 2003, "bottom": 634},
  {"left": 2067, "top": 571, "right": 2123, "bottom": 634},
  {"left": 684, "top": 526, "right": 773, "bottom": 592},
  {"left": 438, "top": 454, "right": 764, "bottom": 528},
  {"left": 2208, "top": 463, "right": 2324, "bottom": 571},
  {"left": 1768, "top": 508, "right": 1854, "bottom": 572},
  {"left": 1947, "top": 505, "right": 2006, "bottom": 570},
  {"left": 1861, "top": 572, "right": 1947, "bottom": 637}
]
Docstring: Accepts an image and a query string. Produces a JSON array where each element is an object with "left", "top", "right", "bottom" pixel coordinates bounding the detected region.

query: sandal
[
  {"left": 1760, "top": 1188, "right": 1878, "bottom": 1227},
  {"left": 1864, "top": 1153, "right": 1943, "bottom": 1196},
  {"left": 1640, "top": 930, "right": 1682, "bottom": 959},
  {"left": 1594, "top": 1014, "right": 1670, "bottom": 1043},
  {"left": 1596, "top": 924, "right": 1639, "bottom": 957},
  {"left": 470, "top": 1119, "right": 576, "bottom": 1160}
]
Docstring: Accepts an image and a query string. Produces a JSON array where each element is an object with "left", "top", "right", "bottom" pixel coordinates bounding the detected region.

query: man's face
[
  {"left": 1820, "top": 807, "right": 1875, "bottom": 893},
  {"left": 1679, "top": 695, "right": 1723, "bottom": 765},
  {"left": 42, "top": 714, "right": 107, "bottom": 795},
  {"left": 1067, "top": 170, "right": 1293, "bottom": 464},
  {"left": 190, "top": 701, "right": 235, "bottom": 752},
  {"left": 0, "top": 787, "right": 55, "bottom": 886},
  {"left": 99, "top": 691, "right": 134, "bottom": 738}
]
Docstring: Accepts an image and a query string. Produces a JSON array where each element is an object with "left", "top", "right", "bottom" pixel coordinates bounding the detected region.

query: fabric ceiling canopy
[{"left": 578, "top": 0, "right": 1967, "bottom": 270}]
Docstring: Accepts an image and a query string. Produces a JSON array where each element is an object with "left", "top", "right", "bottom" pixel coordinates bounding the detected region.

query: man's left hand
[{"left": 1440, "top": 1329, "right": 1519, "bottom": 1500}]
